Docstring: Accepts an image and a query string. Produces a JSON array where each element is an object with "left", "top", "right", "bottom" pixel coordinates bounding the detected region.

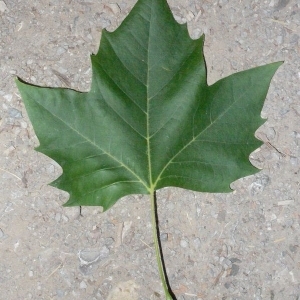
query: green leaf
[
  {"left": 16, "top": 0, "right": 281, "bottom": 211},
  {"left": 16, "top": 0, "right": 282, "bottom": 297}
]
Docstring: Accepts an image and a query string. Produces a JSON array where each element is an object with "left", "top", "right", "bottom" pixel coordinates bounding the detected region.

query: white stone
[
  {"left": 185, "top": 11, "right": 195, "bottom": 22},
  {"left": 79, "top": 281, "right": 87, "bottom": 289},
  {"left": 0, "top": 1, "right": 8, "bottom": 13},
  {"left": 180, "top": 239, "right": 188, "bottom": 248},
  {"left": 3, "top": 94, "right": 12, "bottom": 101},
  {"left": 105, "top": 3, "right": 120, "bottom": 15}
]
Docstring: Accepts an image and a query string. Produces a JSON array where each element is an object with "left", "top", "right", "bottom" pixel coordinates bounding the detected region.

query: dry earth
[{"left": 0, "top": 0, "right": 299, "bottom": 299}]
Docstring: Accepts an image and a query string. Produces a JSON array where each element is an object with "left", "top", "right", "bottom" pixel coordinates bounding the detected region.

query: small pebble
[
  {"left": 105, "top": 237, "right": 115, "bottom": 246},
  {"left": 0, "top": 1, "right": 8, "bottom": 13},
  {"left": 166, "top": 203, "right": 174, "bottom": 210},
  {"left": 8, "top": 107, "right": 22, "bottom": 118},
  {"left": 20, "top": 121, "right": 28, "bottom": 128},
  {"left": 193, "top": 237, "right": 201, "bottom": 248},
  {"left": 27, "top": 293, "right": 33, "bottom": 299},
  {"left": 99, "top": 245, "right": 110, "bottom": 259},
  {"left": 180, "top": 239, "right": 188, "bottom": 248},
  {"left": 100, "top": 19, "right": 111, "bottom": 29},
  {"left": 56, "top": 289, "right": 65, "bottom": 297},
  {"left": 289, "top": 245, "right": 298, "bottom": 253},
  {"left": 278, "top": 200, "right": 295, "bottom": 206},
  {"left": 217, "top": 210, "right": 226, "bottom": 222},
  {"left": 160, "top": 233, "right": 168, "bottom": 242},
  {"left": 220, "top": 257, "right": 232, "bottom": 270},
  {"left": 79, "top": 280, "right": 87, "bottom": 289},
  {"left": 290, "top": 156, "right": 298, "bottom": 165},
  {"left": 105, "top": 3, "right": 121, "bottom": 15},
  {"left": 47, "top": 164, "right": 55, "bottom": 174},
  {"left": 79, "top": 246, "right": 110, "bottom": 266},
  {"left": 4, "top": 94, "right": 12, "bottom": 101},
  {"left": 62, "top": 215, "right": 69, "bottom": 222},
  {"left": 56, "top": 47, "right": 66, "bottom": 55},
  {"left": 276, "top": 35, "right": 283, "bottom": 45},
  {"left": 249, "top": 174, "right": 270, "bottom": 195},
  {"left": 185, "top": 10, "right": 194, "bottom": 22},
  {"left": 55, "top": 213, "right": 61, "bottom": 222},
  {"left": 230, "top": 264, "right": 240, "bottom": 276}
]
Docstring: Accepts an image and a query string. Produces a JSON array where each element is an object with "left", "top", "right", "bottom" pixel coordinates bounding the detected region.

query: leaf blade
[
  {"left": 16, "top": 0, "right": 282, "bottom": 209},
  {"left": 154, "top": 62, "right": 282, "bottom": 191},
  {"left": 16, "top": 79, "right": 149, "bottom": 210}
]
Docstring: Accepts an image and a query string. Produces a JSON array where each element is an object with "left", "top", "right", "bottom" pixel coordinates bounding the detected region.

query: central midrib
[{"left": 146, "top": 0, "right": 154, "bottom": 192}]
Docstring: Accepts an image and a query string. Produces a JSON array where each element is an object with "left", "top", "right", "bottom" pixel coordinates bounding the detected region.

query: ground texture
[{"left": 0, "top": 0, "right": 299, "bottom": 299}]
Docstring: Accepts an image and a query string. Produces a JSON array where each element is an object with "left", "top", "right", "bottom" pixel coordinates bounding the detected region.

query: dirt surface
[{"left": 0, "top": 0, "right": 299, "bottom": 299}]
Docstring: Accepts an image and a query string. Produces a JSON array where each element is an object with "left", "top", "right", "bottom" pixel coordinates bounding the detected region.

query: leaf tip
[{"left": 269, "top": 61, "right": 284, "bottom": 73}]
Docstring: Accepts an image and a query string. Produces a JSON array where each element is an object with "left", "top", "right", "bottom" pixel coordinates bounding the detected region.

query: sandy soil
[{"left": 0, "top": 0, "right": 299, "bottom": 299}]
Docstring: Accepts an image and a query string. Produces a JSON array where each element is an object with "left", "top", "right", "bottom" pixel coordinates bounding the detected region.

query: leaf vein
[
  {"left": 34, "top": 100, "right": 148, "bottom": 189},
  {"left": 105, "top": 36, "right": 148, "bottom": 87},
  {"left": 81, "top": 180, "right": 142, "bottom": 196},
  {"left": 93, "top": 59, "right": 146, "bottom": 114},
  {"left": 154, "top": 79, "right": 255, "bottom": 186}
]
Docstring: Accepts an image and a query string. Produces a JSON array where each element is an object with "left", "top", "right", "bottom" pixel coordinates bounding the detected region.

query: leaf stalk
[{"left": 150, "top": 189, "right": 175, "bottom": 300}]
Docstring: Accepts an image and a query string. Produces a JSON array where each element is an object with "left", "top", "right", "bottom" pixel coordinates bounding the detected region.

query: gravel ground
[{"left": 0, "top": 0, "right": 299, "bottom": 299}]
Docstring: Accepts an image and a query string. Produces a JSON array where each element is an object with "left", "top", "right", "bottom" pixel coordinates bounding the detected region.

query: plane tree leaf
[
  {"left": 16, "top": 0, "right": 282, "bottom": 298},
  {"left": 16, "top": 0, "right": 281, "bottom": 210}
]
